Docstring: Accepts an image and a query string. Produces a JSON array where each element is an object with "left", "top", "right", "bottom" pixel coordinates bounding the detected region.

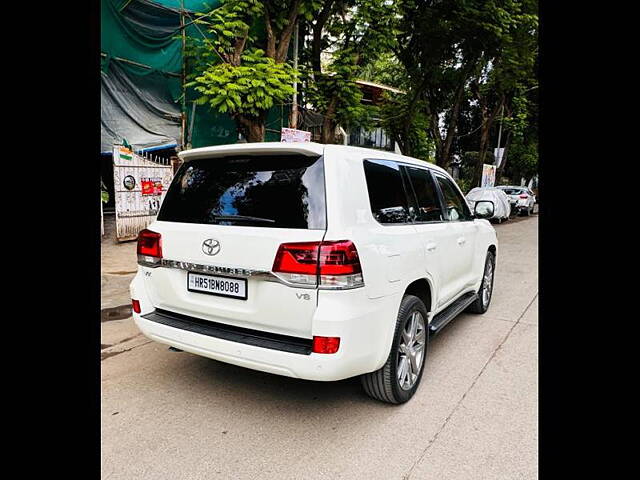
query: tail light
[
  {"left": 131, "top": 299, "right": 141, "bottom": 314},
  {"left": 272, "top": 240, "right": 364, "bottom": 289},
  {"left": 312, "top": 336, "right": 340, "bottom": 354},
  {"left": 519, "top": 194, "right": 528, "bottom": 199},
  {"left": 137, "top": 229, "right": 162, "bottom": 267}
]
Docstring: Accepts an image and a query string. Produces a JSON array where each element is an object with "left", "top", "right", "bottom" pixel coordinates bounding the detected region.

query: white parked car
[
  {"left": 466, "top": 187, "right": 511, "bottom": 223},
  {"left": 130, "top": 143, "right": 498, "bottom": 404},
  {"left": 496, "top": 185, "right": 536, "bottom": 216}
]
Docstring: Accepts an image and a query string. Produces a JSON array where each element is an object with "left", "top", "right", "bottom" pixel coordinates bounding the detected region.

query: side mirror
[{"left": 474, "top": 200, "right": 494, "bottom": 219}]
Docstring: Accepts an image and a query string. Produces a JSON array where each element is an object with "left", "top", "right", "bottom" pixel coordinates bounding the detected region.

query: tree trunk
[
  {"left": 471, "top": 96, "right": 505, "bottom": 186},
  {"left": 321, "top": 97, "right": 338, "bottom": 144},
  {"left": 274, "top": 0, "right": 302, "bottom": 63},
  {"left": 438, "top": 81, "right": 467, "bottom": 170},
  {"left": 311, "top": 1, "right": 335, "bottom": 75},
  {"left": 495, "top": 131, "right": 512, "bottom": 184},
  {"left": 236, "top": 112, "right": 266, "bottom": 142},
  {"left": 472, "top": 124, "right": 491, "bottom": 187}
]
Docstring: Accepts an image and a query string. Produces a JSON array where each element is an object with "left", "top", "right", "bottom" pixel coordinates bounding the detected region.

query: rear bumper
[{"left": 131, "top": 272, "right": 400, "bottom": 381}]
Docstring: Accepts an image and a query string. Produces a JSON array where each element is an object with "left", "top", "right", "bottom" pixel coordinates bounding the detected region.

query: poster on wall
[
  {"left": 481, "top": 164, "right": 497, "bottom": 188},
  {"left": 141, "top": 178, "right": 163, "bottom": 196},
  {"left": 112, "top": 145, "right": 174, "bottom": 241},
  {"left": 281, "top": 127, "right": 311, "bottom": 142}
]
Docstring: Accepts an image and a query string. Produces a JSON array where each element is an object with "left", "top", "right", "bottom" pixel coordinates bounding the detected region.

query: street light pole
[{"left": 290, "top": 22, "right": 299, "bottom": 129}]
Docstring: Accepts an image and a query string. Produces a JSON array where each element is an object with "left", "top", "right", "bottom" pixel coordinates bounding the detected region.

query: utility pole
[
  {"left": 290, "top": 22, "right": 299, "bottom": 129},
  {"left": 180, "top": 0, "right": 186, "bottom": 150},
  {"left": 495, "top": 103, "right": 504, "bottom": 168}
]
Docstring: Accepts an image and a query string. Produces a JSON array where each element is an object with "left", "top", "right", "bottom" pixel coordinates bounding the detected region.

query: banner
[
  {"left": 481, "top": 164, "right": 497, "bottom": 188},
  {"left": 281, "top": 127, "right": 311, "bottom": 143},
  {"left": 494, "top": 148, "right": 505, "bottom": 168}
]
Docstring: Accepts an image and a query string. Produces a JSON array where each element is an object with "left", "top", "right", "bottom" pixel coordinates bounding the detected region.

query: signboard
[
  {"left": 481, "top": 164, "right": 497, "bottom": 188},
  {"left": 494, "top": 147, "right": 505, "bottom": 168},
  {"left": 112, "top": 146, "right": 174, "bottom": 241},
  {"left": 281, "top": 127, "right": 311, "bottom": 143}
]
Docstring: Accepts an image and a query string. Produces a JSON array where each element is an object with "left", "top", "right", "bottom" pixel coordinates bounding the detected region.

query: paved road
[{"left": 101, "top": 215, "right": 538, "bottom": 480}]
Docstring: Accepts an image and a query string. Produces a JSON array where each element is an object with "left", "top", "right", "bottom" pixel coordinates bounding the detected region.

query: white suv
[
  {"left": 130, "top": 142, "right": 498, "bottom": 404},
  {"left": 496, "top": 185, "right": 536, "bottom": 216}
]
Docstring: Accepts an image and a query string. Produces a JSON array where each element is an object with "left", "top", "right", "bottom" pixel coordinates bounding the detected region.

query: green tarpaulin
[{"left": 101, "top": 0, "right": 289, "bottom": 152}]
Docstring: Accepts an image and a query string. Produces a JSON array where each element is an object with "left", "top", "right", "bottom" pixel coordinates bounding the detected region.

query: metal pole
[
  {"left": 188, "top": 101, "right": 197, "bottom": 147},
  {"left": 180, "top": 0, "right": 186, "bottom": 150},
  {"left": 495, "top": 103, "right": 504, "bottom": 167},
  {"left": 101, "top": 192, "right": 104, "bottom": 236},
  {"left": 290, "top": 22, "right": 299, "bottom": 129}
]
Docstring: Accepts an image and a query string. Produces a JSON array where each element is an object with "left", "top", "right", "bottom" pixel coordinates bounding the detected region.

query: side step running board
[{"left": 429, "top": 292, "right": 478, "bottom": 337}]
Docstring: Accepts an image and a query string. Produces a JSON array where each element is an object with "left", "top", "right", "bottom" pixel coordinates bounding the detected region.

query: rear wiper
[{"left": 212, "top": 214, "right": 276, "bottom": 224}]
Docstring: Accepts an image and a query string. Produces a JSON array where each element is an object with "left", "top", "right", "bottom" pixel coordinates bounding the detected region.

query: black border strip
[{"left": 142, "top": 309, "right": 313, "bottom": 355}]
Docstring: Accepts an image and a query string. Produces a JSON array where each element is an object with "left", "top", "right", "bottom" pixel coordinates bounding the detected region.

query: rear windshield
[
  {"left": 158, "top": 154, "right": 326, "bottom": 229},
  {"left": 501, "top": 188, "right": 524, "bottom": 195}
]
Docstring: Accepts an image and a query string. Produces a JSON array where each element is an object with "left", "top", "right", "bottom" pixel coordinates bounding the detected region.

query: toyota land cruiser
[{"left": 130, "top": 142, "right": 498, "bottom": 404}]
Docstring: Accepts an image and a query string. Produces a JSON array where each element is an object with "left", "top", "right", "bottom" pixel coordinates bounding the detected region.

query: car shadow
[{"left": 165, "top": 350, "right": 402, "bottom": 413}]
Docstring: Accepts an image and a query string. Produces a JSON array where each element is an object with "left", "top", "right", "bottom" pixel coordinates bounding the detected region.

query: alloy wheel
[
  {"left": 482, "top": 258, "right": 494, "bottom": 307},
  {"left": 397, "top": 311, "right": 426, "bottom": 390}
]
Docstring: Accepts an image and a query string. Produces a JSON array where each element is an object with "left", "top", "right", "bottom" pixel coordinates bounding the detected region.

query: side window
[
  {"left": 434, "top": 174, "right": 472, "bottom": 221},
  {"left": 403, "top": 166, "right": 444, "bottom": 222},
  {"left": 363, "top": 159, "right": 411, "bottom": 224}
]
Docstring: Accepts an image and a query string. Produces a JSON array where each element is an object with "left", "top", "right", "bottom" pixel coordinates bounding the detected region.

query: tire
[
  {"left": 466, "top": 250, "right": 496, "bottom": 314},
  {"left": 361, "top": 295, "right": 429, "bottom": 404}
]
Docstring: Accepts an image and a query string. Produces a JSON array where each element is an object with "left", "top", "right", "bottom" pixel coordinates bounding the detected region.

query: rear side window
[
  {"left": 403, "top": 166, "right": 443, "bottom": 222},
  {"left": 363, "top": 159, "right": 411, "bottom": 224},
  {"left": 434, "top": 174, "right": 472, "bottom": 221},
  {"left": 158, "top": 155, "right": 326, "bottom": 229}
]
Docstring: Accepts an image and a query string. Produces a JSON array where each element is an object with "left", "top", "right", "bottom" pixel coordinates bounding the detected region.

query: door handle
[
  {"left": 426, "top": 242, "right": 437, "bottom": 252},
  {"left": 457, "top": 237, "right": 466, "bottom": 246}
]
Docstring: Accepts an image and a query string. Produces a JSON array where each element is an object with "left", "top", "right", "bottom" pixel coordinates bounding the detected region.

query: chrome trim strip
[
  {"left": 159, "top": 259, "right": 363, "bottom": 291},
  {"left": 160, "top": 259, "right": 267, "bottom": 278}
]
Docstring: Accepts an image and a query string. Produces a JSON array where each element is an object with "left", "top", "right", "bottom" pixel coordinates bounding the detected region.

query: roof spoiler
[{"left": 178, "top": 142, "right": 325, "bottom": 162}]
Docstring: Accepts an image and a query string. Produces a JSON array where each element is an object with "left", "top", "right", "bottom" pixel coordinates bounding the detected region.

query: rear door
[
  {"left": 143, "top": 153, "right": 327, "bottom": 338},
  {"left": 400, "top": 164, "right": 453, "bottom": 307},
  {"left": 432, "top": 172, "right": 479, "bottom": 301}
]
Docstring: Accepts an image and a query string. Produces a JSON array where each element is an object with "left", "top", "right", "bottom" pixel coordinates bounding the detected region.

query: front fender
[{"left": 472, "top": 221, "right": 498, "bottom": 289}]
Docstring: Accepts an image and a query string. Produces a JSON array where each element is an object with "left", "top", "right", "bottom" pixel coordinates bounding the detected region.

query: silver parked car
[
  {"left": 495, "top": 186, "right": 536, "bottom": 216},
  {"left": 466, "top": 187, "right": 511, "bottom": 223}
]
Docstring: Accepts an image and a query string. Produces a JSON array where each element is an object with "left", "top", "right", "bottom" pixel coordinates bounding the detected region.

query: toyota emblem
[{"left": 202, "top": 238, "right": 221, "bottom": 256}]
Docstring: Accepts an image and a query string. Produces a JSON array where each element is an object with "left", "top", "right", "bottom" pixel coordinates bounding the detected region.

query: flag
[{"left": 119, "top": 146, "right": 132, "bottom": 160}]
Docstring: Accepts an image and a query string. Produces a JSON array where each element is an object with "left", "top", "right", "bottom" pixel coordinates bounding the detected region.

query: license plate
[{"left": 187, "top": 272, "right": 247, "bottom": 300}]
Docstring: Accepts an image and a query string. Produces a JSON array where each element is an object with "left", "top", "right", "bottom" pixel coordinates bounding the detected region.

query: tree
[
  {"left": 361, "top": 52, "right": 435, "bottom": 160},
  {"left": 495, "top": 82, "right": 537, "bottom": 184},
  {"left": 185, "top": 0, "right": 321, "bottom": 142},
  {"left": 466, "top": 0, "right": 538, "bottom": 186},
  {"left": 379, "top": 94, "right": 434, "bottom": 160},
  {"left": 388, "top": 0, "right": 537, "bottom": 173},
  {"left": 391, "top": 0, "right": 484, "bottom": 164},
  {"left": 302, "top": 0, "right": 397, "bottom": 143}
]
